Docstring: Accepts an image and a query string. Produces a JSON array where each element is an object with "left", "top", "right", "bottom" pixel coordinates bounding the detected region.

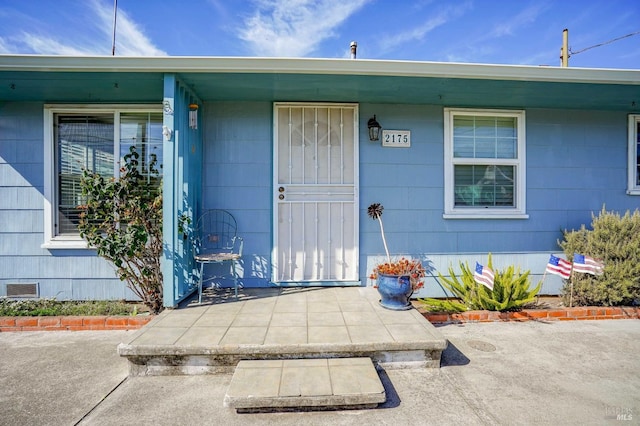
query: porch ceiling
[
  {"left": 0, "top": 71, "right": 163, "bottom": 103},
  {"left": 0, "top": 56, "right": 638, "bottom": 111},
  {"left": 179, "top": 72, "right": 639, "bottom": 111}
]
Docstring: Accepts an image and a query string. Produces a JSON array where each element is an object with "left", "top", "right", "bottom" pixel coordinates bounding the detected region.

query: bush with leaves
[
  {"left": 559, "top": 207, "right": 640, "bottom": 306},
  {"left": 421, "top": 254, "right": 542, "bottom": 312},
  {"left": 78, "top": 147, "right": 164, "bottom": 314},
  {"left": 0, "top": 298, "right": 137, "bottom": 316}
]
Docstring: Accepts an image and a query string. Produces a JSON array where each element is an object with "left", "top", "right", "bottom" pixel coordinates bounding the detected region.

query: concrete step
[
  {"left": 224, "top": 357, "right": 386, "bottom": 412},
  {"left": 117, "top": 288, "right": 449, "bottom": 376}
]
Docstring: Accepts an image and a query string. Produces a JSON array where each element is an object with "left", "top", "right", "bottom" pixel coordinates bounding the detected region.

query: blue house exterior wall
[
  {"left": 198, "top": 101, "right": 637, "bottom": 296},
  {"left": 202, "top": 102, "right": 274, "bottom": 288},
  {"left": 0, "top": 101, "right": 133, "bottom": 299},
  {"left": 0, "top": 81, "right": 637, "bottom": 301}
]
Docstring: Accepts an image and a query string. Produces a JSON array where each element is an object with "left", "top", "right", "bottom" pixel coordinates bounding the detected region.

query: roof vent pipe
[{"left": 350, "top": 41, "right": 357, "bottom": 59}]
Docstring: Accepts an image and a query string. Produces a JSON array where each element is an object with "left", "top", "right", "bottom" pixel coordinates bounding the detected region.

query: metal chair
[{"left": 193, "top": 209, "right": 243, "bottom": 303}]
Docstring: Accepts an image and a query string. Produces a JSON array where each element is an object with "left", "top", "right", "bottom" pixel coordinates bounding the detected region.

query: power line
[{"left": 569, "top": 30, "right": 640, "bottom": 56}]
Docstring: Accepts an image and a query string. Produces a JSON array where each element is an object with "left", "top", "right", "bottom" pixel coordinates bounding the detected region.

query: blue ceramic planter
[{"left": 376, "top": 273, "right": 413, "bottom": 310}]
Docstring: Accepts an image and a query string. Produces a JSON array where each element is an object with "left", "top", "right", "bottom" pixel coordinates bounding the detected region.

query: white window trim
[
  {"left": 628, "top": 114, "right": 640, "bottom": 195},
  {"left": 42, "top": 104, "right": 160, "bottom": 249},
  {"left": 443, "top": 108, "right": 528, "bottom": 219}
]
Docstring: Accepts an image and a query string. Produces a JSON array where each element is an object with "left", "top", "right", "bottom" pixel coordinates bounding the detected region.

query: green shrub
[
  {"left": 78, "top": 147, "right": 163, "bottom": 314},
  {"left": 421, "top": 254, "right": 542, "bottom": 312},
  {"left": 559, "top": 207, "right": 640, "bottom": 306},
  {"left": 0, "top": 298, "right": 137, "bottom": 316}
]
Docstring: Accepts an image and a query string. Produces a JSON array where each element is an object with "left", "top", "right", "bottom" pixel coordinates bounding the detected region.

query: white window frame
[
  {"left": 628, "top": 114, "right": 640, "bottom": 195},
  {"left": 444, "top": 108, "right": 528, "bottom": 219},
  {"left": 42, "top": 104, "right": 161, "bottom": 249}
]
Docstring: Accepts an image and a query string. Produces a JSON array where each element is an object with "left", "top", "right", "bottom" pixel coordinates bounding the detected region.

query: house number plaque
[{"left": 382, "top": 130, "right": 411, "bottom": 147}]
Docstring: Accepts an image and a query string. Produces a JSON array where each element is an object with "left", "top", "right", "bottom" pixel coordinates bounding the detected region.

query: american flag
[
  {"left": 474, "top": 262, "right": 495, "bottom": 290},
  {"left": 573, "top": 253, "right": 604, "bottom": 275},
  {"left": 546, "top": 254, "right": 572, "bottom": 279}
]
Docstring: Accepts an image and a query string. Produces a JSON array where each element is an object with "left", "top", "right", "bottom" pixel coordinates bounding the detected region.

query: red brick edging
[
  {"left": 3, "top": 307, "right": 638, "bottom": 330},
  {"left": 423, "top": 306, "right": 640, "bottom": 324},
  {"left": 0, "top": 315, "right": 154, "bottom": 332}
]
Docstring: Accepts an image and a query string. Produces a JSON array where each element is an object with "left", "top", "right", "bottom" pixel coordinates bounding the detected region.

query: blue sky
[{"left": 0, "top": 0, "right": 638, "bottom": 69}]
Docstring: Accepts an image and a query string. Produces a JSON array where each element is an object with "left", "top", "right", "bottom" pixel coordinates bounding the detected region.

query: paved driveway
[{"left": 0, "top": 320, "right": 638, "bottom": 425}]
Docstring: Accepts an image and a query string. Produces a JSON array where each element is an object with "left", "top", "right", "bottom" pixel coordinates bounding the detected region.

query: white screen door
[{"left": 273, "top": 103, "right": 359, "bottom": 284}]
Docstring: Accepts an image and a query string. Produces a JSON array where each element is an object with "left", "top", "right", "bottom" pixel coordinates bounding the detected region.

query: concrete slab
[
  {"left": 2, "top": 320, "right": 639, "bottom": 425},
  {"left": 119, "top": 287, "right": 448, "bottom": 375},
  {"left": 224, "top": 357, "right": 385, "bottom": 411},
  {"left": 0, "top": 331, "right": 130, "bottom": 426}
]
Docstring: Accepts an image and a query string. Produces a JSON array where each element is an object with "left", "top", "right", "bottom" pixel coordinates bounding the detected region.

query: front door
[{"left": 273, "top": 103, "right": 359, "bottom": 284}]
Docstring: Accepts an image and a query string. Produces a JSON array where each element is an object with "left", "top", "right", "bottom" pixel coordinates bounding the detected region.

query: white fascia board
[{"left": 0, "top": 54, "right": 638, "bottom": 86}]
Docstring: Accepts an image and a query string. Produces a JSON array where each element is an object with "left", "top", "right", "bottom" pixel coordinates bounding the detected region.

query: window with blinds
[
  {"left": 53, "top": 110, "right": 162, "bottom": 236},
  {"left": 444, "top": 108, "right": 527, "bottom": 218}
]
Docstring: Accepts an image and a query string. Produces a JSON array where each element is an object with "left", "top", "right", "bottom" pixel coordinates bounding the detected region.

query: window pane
[
  {"left": 453, "top": 115, "right": 517, "bottom": 159},
  {"left": 496, "top": 137, "right": 516, "bottom": 158},
  {"left": 56, "top": 115, "right": 114, "bottom": 235},
  {"left": 496, "top": 117, "right": 517, "bottom": 137},
  {"left": 474, "top": 118, "right": 496, "bottom": 138},
  {"left": 454, "top": 165, "right": 515, "bottom": 207},
  {"left": 453, "top": 136, "right": 475, "bottom": 157},
  {"left": 475, "top": 138, "right": 495, "bottom": 158},
  {"left": 453, "top": 117, "right": 475, "bottom": 158},
  {"left": 120, "top": 112, "right": 163, "bottom": 185},
  {"left": 453, "top": 117, "right": 474, "bottom": 137}
]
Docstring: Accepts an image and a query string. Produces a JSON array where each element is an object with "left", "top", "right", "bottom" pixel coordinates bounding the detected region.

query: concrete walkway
[
  {"left": 1, "top": 319, "right": 638, "bottom": 425},
  {"left": 118, "top": 287, "right": 447, "bottom": 375}
]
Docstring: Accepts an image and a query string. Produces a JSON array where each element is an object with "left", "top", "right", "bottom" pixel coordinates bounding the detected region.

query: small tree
[{"left": 78, "top": 147, "right": 164, "bottom": 314}]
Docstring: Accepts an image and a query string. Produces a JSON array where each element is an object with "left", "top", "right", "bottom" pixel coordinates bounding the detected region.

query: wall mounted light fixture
[
  {"left": 189, "top": 103, "right": 199, "bottom": 129},
  {"left": 368, "top": 115, "right": 382, "bottom": 141}
]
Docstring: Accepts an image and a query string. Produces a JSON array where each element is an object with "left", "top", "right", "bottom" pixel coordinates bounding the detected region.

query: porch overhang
[{"left": 0, "top": 55, "right": 638, "bottom": 111}]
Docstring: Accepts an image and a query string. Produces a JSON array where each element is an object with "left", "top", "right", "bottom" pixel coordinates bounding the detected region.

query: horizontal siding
[
  {"left": 0, "top": 163, "right": 43, "bottom": 187},
  {"left": 0, "top": 256, "right": 117, "bottom": 280},
  {"left": 0, "top": 279, "right": 133, "bottom": 300},
  {"left": 1, "top": 99, "right": 637, "bottom": 299},
  {"left": 202, "top": 101, "right": 273, "bottom": 288},
  {"left": 0, "top": 210, "right": 43, "bottom": 233},
  {"left": 366, "top": 253, "right": 565, "bottom": 297},
  {"left": 0, "top": 233, "right": 49, "bottom": 256},
  {"left": 198, "top": 101, "right": 638, "bottom": 291},
  {"left": 70, "top": 279, "right": 134, "bottom": 300},
  {"left": 0, "top": 102, "right": 127, "bottom": 301},
  {"left": 0, "top": 187, "right": 44, "bottom": 210},
  {"left": 0, "top": 102, "right": 44, "bottom": 143}
]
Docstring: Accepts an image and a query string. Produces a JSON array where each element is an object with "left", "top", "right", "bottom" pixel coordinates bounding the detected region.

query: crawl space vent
[{"left": 6, "top": 283, "right": 39, "bottom": 298}]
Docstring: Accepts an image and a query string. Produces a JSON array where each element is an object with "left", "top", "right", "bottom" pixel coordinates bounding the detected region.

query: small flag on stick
[
  {"left": 546, "top": 254, "right": 572, "bottom": 279},
  {"left": 474, "top": 262, "right": 495, "bottom": 290},
  {"left": 572, "top": 253, "right": 604, "bottom": 275}
]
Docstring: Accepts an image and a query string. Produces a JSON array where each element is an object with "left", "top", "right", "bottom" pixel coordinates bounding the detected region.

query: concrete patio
[
  {"left": 3, "top": 320, "right": 639, "bottom": 424},
  {"left": 118, "top": 287, "right": 447, "bottom": 376}
]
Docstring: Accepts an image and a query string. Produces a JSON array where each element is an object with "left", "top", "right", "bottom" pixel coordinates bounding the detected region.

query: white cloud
[
  {"left": 239, "top": 0, "right": 371, "bottom": 57},
  {"left": 17, "top": 32, "right": 92, "bottom": 55},
  {"left": 0, "top": 37, "right": 10, "bottom": 54},
  {"left": 1, "top": 0, "right": 165, "bottom": 56},
  {"left": 489, "top": 3, "right": 549, "bottom": 38},
  {"left": 378, "top": 1, "right": 472, "bottom": 54},
  {"left": 92, "top": 0, "right": 166, "bottom": 56},
  {"left": 440, "top": 2, "right": 551, "bottom": 65}
]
